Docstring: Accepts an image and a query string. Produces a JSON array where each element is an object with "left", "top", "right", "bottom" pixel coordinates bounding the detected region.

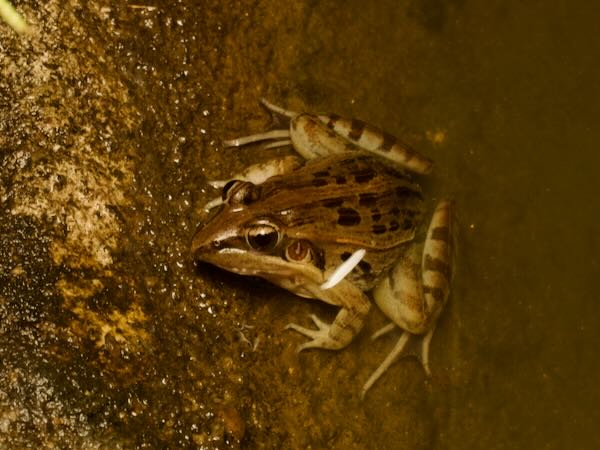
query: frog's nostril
[{"left": 212, "top": 240, "right": 222, "bottom": 249}]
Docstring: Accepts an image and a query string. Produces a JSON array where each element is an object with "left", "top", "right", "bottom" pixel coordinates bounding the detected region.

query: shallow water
[
  {"left": 1, "top": 0, "right": 598, "bottom": 448},
  {"left": 269, "top": 1, "right": 600, "bottom": 448}
]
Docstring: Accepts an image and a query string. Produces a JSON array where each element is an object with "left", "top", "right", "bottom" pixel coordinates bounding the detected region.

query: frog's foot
[
  {"left": 286, "top": 314, "right": 344, "bottom": 351},
  {"left": 361, "top": 327, "right": 436, "bottom": 399}
]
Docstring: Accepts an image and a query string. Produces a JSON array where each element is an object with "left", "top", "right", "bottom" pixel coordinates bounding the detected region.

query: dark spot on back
[
  {"left": 341, "top": 156, "right": 367, "bottom": 166},
  {"left": 312, "top": 178, "right": 328, "bottom": 187},
  {"left": 335, "top": 175, "right": 346, "bottom": 185},
  {"left": 371, "top": 210, "right": 382, "bottom": 222},
  {"left": 390, "top": 206, "right": 400, "bottom": 216},
  {"left": 322, "top": 198, "right": 344, "bottom": 208},
  {"left": 358, "top": 260, "right": 372, "bottom": 273},
  {"left": 313, "top": 247, "right": 326, "bottom": 271},
  {"left": 359, "top": 192, "right": 378, "bottom": 207},
  {"left": 337, "top": 207, "right": 361, "bottom": 226},
  {"left": 354, "top": 169, "right": 375, "bottom": 184},
  {"left": 344, "top": 142, "right": 359, "bottom": 152},
  {"left": 340, "top": 251, "right": 352, "bottom": 261},
  {"left": 313, "top": 170, "right": 330, "bottom": 177},
  {"left": 402, "top": 219, "right": 413, "bottom": 230},
  {"left": 372, "top": 224, "right": 386, "bottom": 234},
  {"left": 388, "top": 220, "right": 400, "bottom": 231},
  {"left": 396, "top": 185, "right": 421, "bottom": 199}
]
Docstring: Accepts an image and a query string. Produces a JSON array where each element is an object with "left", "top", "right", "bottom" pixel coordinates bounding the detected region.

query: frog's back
[{"left": 257, "top": 154, "right": 425, "bottom": 250}]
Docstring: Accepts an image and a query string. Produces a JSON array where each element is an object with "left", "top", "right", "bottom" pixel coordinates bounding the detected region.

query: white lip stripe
[{"left": 320, "top": 249, "right": 366, "bottom": 290}]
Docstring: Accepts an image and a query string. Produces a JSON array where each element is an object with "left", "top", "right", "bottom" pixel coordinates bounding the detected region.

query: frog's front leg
[
  {"left": 286, "top": 279, "right": 371, "bottom": 351},
  {"left": 363, "top": 200, "right": 454, "bottom": 395}
]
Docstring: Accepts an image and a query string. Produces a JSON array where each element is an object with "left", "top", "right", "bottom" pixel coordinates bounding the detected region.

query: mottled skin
[{"left": 192, "top": 101, "right": 453, "bottom": 394}]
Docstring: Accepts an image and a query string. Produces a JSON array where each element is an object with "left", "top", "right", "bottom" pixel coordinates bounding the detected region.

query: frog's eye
[
  {"left": 246, "top": 222, "right": 280, "bottom": 252},
  {"left": 223, "top": 180, "right": 261, "bottom": 205},
  {"left": 285, "top": 239, "right": 313, "bottom": 264}
]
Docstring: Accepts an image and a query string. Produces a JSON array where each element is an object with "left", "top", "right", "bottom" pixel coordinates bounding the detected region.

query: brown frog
[{"left": 192, "top": 100, "right": 454, "bottom": 395}]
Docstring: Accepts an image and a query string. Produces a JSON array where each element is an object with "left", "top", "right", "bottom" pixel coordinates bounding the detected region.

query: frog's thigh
[
  {"left": 289, "top": 113, "right": 434, "bottom": 174},
  {"left": 362, "top": 201, "right": 452, "bottom": 394},
  {"left": 289, "top": 114, "right": 353, "bottom": 160},
  {"left": 373, "top": 199, "right": 453, "bottom": 334},
  {"left": 315, "top": 114, "right": 434, "bottom": 174}
]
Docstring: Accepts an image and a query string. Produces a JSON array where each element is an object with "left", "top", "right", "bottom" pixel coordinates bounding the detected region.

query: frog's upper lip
[{"left": 191, "top": 205, "right": 242, "bottom": 255}]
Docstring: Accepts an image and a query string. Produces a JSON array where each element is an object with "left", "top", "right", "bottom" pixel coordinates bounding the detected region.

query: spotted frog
[{"left": 192, "top": 100, "right": 454, "bottom": 395}]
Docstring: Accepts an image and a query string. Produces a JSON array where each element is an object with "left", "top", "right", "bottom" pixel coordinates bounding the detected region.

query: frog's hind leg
[
  {"left": 363, "top": 200, "right": 453, "bottom": 396},
  {"left": 315, "top": 114, "right": 434, "bottom": 174}
]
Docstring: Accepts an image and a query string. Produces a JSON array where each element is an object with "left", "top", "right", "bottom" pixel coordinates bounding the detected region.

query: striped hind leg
[
  {"left": 363, "top": 200, "right": 454, "bottom": 396},
  {"left": 261, "top": 98, "right": 434, "bottom": 174},
  {"left": 314, "top": 114, "right": 434, "bottom": 174},
  {"left": 225, "top": 99, "right": 434, "bottom": 174}
]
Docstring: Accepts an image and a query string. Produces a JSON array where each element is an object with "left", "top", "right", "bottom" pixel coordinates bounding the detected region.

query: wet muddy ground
[{"left": 1, "top": 1, "right": 599, "bottom": 449}]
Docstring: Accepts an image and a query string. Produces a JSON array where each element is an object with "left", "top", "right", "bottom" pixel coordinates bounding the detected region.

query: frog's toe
[
  {"left": 307, "top": 313, "right": 329, "bottom": 329},
  {"left": 207, "top": 179, "right": 228, "bottom": 189},
  {"left": 203, "top": 196, "right": 224, "bottom": 211},
  {"left": 285, "top": 315, "right": 338, "bottom": 351},
  {"left": 361, "top": 331, "right": 411, "bottom": 398}
]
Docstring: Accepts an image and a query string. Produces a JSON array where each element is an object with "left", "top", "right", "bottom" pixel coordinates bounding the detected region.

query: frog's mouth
[{"left": 194, "top": 244, "right": 325, "bottom": 288}]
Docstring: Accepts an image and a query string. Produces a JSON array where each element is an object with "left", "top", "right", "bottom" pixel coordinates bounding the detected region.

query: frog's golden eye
[
  {"left": 246, "top": 222, "right": 280, "bottom": 252},
  {"left": 285, "top": 239, "right": 313, "bottom": 264}
]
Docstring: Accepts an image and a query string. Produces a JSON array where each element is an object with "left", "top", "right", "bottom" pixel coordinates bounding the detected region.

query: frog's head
[{"left": 192, "top": 180, "right": 323, "bottom": 280}]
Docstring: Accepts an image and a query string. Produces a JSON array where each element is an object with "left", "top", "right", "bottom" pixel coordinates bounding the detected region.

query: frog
[{"left": 192, "top": 99, "right": 454, "bottom": 396}]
